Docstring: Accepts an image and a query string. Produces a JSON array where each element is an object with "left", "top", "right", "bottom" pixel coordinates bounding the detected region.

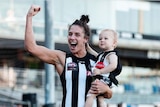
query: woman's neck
[{"left": 73, "top": 50, "right": 87, "bottom": 58}]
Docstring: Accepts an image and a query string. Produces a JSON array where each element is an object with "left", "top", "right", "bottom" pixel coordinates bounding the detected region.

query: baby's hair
[
  {"left": 101, "top": 29, "right": 118, "bottom": 48},
  {"left": 69, "top": 15, "right": 91, "bottom": 37}
]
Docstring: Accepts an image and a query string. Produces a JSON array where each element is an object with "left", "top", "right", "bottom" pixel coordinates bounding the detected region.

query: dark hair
[{"left": 69, "top": 15, "right": 91, "bottom": 37}]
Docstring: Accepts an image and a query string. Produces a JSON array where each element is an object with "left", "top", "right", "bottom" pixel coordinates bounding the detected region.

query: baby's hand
[{"left": 93, "top": 68, "right": 101, "bottom": 76}]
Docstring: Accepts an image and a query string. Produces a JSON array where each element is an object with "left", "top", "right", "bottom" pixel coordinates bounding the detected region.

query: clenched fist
[{"left": 27, "top": 5, "right": 41, "bottom": 17}]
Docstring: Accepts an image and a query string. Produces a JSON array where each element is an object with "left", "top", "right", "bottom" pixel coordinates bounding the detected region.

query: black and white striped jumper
[{"left": 60, "top": 52, "right": 96, "bottom": 107}]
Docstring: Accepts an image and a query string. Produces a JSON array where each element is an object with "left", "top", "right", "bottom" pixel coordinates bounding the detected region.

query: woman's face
[{"left": 68, "top": 25, "right": 88, "bottom": 55}]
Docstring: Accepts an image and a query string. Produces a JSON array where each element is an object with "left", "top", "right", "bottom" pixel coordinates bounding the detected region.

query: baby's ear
[
  {"left": 113, "top": 41, "right": 117, "bottom": 48},
  {"left": 84, "top": 37, "right": 89, "bottom": 43}
]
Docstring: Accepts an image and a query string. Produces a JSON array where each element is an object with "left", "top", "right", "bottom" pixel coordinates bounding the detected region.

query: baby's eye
[
  {"left": 104, "top": 37, "right": 108, "bottom": 40},
  {"left": 99, "top": 38, "right": 102, "bottom": 40}
]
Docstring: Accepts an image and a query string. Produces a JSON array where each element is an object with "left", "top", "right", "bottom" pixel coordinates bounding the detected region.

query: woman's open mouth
[{"left": 70, "top": 42, "right": 77, "bottom": 49}]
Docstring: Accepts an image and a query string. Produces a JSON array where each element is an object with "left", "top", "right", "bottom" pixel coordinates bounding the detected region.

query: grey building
[{"left": 0, "top": 0, "right": 160, "bottom": 106}]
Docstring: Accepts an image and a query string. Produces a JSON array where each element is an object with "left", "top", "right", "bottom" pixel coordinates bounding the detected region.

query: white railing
[
  {"left": 0, "top": 67, "right": 62, "bottom": 91},
  {"left": 0, "top": 67, "right": 44, "bottom": 89},
  {"left": 0, "top": 67, "right": 160, "bottom": 105}
]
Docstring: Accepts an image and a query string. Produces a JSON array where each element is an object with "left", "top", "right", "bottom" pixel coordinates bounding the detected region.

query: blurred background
[{"left": 0, "top": 0, "right": 160, "bottom": 107}]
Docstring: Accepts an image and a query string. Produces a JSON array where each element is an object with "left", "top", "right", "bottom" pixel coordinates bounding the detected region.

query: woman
[{"left": 24, "top": 5, "right": 112, "bottom": 107}]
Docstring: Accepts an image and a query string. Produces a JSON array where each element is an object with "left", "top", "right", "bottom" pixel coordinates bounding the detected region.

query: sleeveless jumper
[{"left": 60, "top": 52, "right": 96, "bottom": 107}]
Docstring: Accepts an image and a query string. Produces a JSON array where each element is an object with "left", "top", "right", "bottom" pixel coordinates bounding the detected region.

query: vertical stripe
[
  {"left": 60, "top": 71, "right": 66, "bottom": 107},
  {"left": 72, "top": 58, "right": 79, "bottom": 107},
  {"left": 65, "top": 57, "right": 72, "bottom": 107},
  {"left": 78, "top": 63, "right": 86, "bottom": 107},
  {"left": 84, "top": 58, "right": 92, "bottom": 100}
]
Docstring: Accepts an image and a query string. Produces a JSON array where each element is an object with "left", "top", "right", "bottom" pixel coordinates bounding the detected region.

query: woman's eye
[
  {"left": 68, "top": 32, "right": 72, "bottom": 36},
  {"left": 75, "top": 33, "right": 80, "bottom": 37}
]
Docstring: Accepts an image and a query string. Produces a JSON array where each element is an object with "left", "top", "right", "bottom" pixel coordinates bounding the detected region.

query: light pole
[{"left": 44, "top": 0, "right": 55, "bottom": 107}]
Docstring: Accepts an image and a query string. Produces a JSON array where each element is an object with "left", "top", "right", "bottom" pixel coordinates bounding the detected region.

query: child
[{"left": 85, "top": 29, "right": 122, "bottom": 107}]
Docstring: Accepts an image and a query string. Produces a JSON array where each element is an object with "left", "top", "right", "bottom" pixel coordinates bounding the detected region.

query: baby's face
[{"left": 98, "top": 31, "right": 115, "bottom": 51}]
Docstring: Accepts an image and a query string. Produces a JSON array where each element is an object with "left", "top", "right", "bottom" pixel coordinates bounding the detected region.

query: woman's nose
[{"left": 70, "top": 35, "right": 76, "bottom": 39}]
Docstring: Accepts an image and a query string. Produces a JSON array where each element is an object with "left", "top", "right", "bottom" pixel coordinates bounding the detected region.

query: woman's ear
[{"left": 84, "top": 36, "right": 89, "bottom": 43}]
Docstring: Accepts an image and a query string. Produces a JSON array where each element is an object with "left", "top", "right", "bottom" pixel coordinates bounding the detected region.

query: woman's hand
[
  {"left": 89, "top": 79, "right": 112, "bottom": 99},
  {"left": 27, "top": 5, "right": 41, "bottom": 17}
]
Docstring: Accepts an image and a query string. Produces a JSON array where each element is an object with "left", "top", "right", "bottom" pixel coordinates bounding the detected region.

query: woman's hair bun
[{"left": 80, "top": 15, "right": 89, "bottom": 24}]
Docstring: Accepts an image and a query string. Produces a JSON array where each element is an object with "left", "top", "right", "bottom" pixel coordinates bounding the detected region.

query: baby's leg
[
  {"left": 84, "top": 93, "right": 97, "bottom": 107},
  {"left": 97, "top": 96, "right": 106, "bottom": 107}
]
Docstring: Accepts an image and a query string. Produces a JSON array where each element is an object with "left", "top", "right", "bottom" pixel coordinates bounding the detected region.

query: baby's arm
[
  {"left": 86, "top": 43, "right": 98, "bottom": 57},
  {"left": 99, "top": 53, "right": 118, "bottom": 74}
]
